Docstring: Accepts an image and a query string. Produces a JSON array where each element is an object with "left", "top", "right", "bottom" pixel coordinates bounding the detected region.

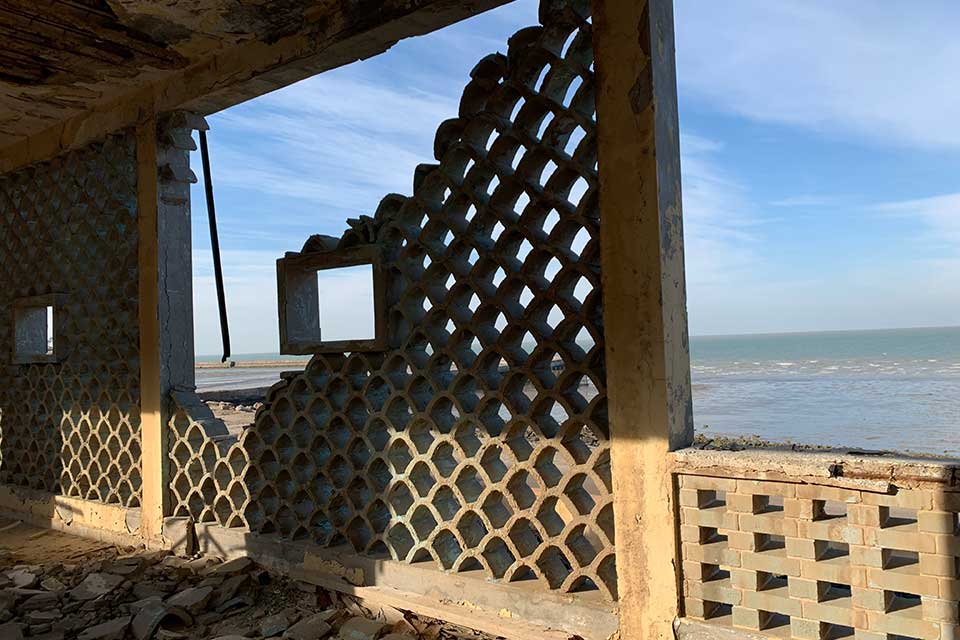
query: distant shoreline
[{"left": 195, "top": 359, "right": 307, "bottom": 369}]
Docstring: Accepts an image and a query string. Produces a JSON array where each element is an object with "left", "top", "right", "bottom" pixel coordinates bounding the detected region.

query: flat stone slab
[
  {"left": 260, "top": 612, "right": 291, "bottom": 637},
  {"left": 40, "top": 578, "right": 66, "bottom": 593},
  {"left": 77, "top": 616, "right": 131, "bottom": 640},
  {"left": 283, "top": 612, "right": 333, "bottom": 640},
  {"left": 205, "top": 557, "right": 252, "bottom": 576},
  {"left": 5, "top": 569, "right": 37, "bottom": 589},
  {"left": 165, "top": 585, "right": 213, "bottom": 614},
  {"left": 339, "top": 617, "right": 388, "bottom": 640},
  {"left": 21, "top": 591, "right": 58, "bottom": 611},
  {"left": 0, "top": 621, "right": 24, "bottom": 640},
  {"left": 70, "top": 573, "right": 124, "bottom": 601}
]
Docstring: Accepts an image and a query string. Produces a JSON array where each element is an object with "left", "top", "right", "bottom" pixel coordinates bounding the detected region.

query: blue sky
[{"left": 190, "top": 0, "right": 960, "bottom": 356}]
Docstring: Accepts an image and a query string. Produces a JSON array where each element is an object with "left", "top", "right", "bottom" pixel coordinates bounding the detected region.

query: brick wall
[{"left": 677, "top": 452, "right": 960, "bottom": 639}]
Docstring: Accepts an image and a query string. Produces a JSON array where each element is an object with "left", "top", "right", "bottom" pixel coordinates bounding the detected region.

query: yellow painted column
[
  {"left": 592, "top": 0, "right": 693, "bottom": 637},
  {"left": 136, "top": 116, "right": 165, "bottom": 544}
]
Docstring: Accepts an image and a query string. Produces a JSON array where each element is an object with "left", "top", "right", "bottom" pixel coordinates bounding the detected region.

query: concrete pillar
[
  {"left": 137, "top": 112, "right": 199, "bottom": 543},
  {"left": 591, "top": 0, "right": 693, "bottom": 637}
]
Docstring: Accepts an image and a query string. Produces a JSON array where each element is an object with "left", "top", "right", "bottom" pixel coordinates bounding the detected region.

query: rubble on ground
[{"left": 0, "top": 522, "right": 499, "bottom": 640}]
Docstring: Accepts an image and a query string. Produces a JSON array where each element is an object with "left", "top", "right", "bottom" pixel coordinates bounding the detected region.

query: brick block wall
[{"left": 678, "top": 464, "right": 960, "bottom": 640}]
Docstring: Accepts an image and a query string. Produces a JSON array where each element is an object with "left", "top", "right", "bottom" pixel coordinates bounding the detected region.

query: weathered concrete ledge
[
  {"left": 193, "top": 522, "right": 620, "bottom": 640},
  {"left": 672, "top": 446, "right": 960, "bottom": 493},
  {"left": 0, "top": 484, "right": 147, "bottom": 548},
  {"left": 674, "top": 617, "right": 771, "bottom": 640}
]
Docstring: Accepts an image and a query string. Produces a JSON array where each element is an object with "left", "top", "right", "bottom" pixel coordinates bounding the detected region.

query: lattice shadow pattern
[
  {"left": 170, "top": 0, "right": 615, "bottom": 599},
  {"left": 0, "top": 134, "right": 142, "bottom": 506}
]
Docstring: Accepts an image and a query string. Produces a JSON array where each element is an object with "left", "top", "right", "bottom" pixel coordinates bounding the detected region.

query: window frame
[{"left": 277, "top": 244, "right": 387, "bottom": 355}]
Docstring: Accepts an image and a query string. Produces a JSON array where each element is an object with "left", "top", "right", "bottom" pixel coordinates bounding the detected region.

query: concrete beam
[
  {"left": 136, "top": 116, "right": 164, "bottom": 544},
  {"left": 193, "top": 523, "right": 620, "bottom": 640},
  {"left": 0, "top": 0, "right": 511, "bottom": 174},
  {"left": 591, "top": 0, "right": 693, "bottom": 637},
  {"left": 0, "top": 484, "right": 145, "bottom": 548}
]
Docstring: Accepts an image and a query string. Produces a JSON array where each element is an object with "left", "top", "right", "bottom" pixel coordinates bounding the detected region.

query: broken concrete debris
[{"left": 0, "top": 540, "right": 500, "bottom": 640}]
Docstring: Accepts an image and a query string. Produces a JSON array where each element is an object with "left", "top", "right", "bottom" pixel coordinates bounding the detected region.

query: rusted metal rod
[{"left": 199, "top": 130, "right": 231, "bottom": 363}]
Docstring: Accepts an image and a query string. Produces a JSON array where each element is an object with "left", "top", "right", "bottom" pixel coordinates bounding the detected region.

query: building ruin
[{"left": 0, "top": 1, "right": 957, "bottom": 638}]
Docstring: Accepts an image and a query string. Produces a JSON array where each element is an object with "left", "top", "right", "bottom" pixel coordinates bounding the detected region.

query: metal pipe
[{"left": 199, "top": 130, "right": 231, "bottom": 363}]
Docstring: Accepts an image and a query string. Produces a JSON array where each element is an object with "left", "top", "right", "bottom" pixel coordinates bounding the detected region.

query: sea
[
  {"left": 690, "top": 326, "right": 960, "bottom": 458},
  {"left": 196, "top": 326, "right": 960, "bottom": 458}
]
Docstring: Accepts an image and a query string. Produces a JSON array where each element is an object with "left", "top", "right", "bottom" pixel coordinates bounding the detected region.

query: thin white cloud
[
  {"left": 680, "top": 132, "right": 762, "bottom": 289},
  {"left": 769, "top": 195, "right": 846, "bottom": 208},
  {"left": 876, "top": 193, "right": 960, "bottom": 246},
  {"left": 675, "top": 0, "right": 960, "bottom": 149}
]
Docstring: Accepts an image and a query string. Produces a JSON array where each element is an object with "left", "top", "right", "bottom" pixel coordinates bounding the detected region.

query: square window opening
[
  {"left": 316, "top": 264, "right": 377, "bottom": 343},
  {"left": 278, "top": 246, "right": 386, "bottom": 354},
  {"left": 13, "top": 295, "right": 63, "bottom": 364}
]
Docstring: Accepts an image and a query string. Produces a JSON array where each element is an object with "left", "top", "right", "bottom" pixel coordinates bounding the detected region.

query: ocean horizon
[{"left": 196, "top": 325, "right": 960, "bottom": 458}]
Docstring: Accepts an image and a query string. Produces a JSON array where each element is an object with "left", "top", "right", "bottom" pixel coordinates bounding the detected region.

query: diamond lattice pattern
[
  {"left": 0, "top": 133, "right": 142, "bottom": 506},
  {"left": 169, "top": 0, "right": 615, "bottom": 599}
]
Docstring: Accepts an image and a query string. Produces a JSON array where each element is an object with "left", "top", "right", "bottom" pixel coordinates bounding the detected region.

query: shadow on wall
[{"left": 0, "top": 133, "right": 143, "bottom": 508}]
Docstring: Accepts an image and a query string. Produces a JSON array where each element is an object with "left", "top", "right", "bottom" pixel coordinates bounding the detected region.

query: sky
[{"left": 189, "top": 0, "right": 960, "bottom": 357}]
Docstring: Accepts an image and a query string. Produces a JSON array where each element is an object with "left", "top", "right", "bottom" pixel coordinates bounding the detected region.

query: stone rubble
[{"left": 0, "top": 526, "right": 502, "bottom": 640}]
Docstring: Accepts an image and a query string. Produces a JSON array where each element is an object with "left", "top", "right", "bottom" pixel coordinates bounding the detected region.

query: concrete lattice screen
[
  {"left": 169, "top": 0, "right": 617, "bottom": 600},
  {"left": 677, "top": 453, "right": 960, "bottom": 639},
  {"left": 0, "top": 134, "right": 142, "bottom": 507}
]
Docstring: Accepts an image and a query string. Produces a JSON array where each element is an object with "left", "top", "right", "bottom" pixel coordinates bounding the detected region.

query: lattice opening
[
  {"left": 813, "top": 499, "right": 848, "bottom": 521},
  {"left": 881, "top": 506, "right": 918, "bottom": 529},
  {"left": 698, "top": 489, "right": 726, "bottom": 509},
  {"left": 702, "top": 563, "right": 729, "bottom": 583},
  {"left": 703, "top": 601, "right": 732, "bottom": 621},
  {"left": 756, "top": 533, "right": 786, "bottom": 552},
  {"left": 701, "top": 527, "right": 728, "bottom": 545},
  {"left": 885, "top": 590, "right": 922, "bottom": 614},
  {"left": 759, "top": 611, "right": 791, "bottom": 633},
  {"left": 757, "top": 571, "right": 788, "bottom": 591},
  {"left": 824, "top": 624, "right": 855, "bottom": 639},
  {"left": 754, "top": 494, "right": 784, "bottom": 514},
  {"left": 818, "top": 581, "right": 852, "bottom": 603},
  {"left": 814, "top": 540, "right": 850, "bottom": 562},
  {"left": 882, "top": 548, "right": 919, "bottom": 571}
]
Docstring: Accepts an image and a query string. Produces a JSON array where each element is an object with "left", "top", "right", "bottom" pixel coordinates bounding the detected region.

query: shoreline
[{"left": 195, "top": 359, "right": 308, "bottom": 369}]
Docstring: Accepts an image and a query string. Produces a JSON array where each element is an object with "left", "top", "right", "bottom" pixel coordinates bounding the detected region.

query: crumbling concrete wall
[
  {"left": 168, "top": 0, "right": 616, "bottom": 605},
  {"left": 0, "top": 133, "right": 143, "bottom": 507}
]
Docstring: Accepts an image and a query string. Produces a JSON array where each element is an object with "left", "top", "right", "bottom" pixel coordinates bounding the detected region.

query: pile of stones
[{"left": 0, "top": 546, "right": 494, "bottom": 640}]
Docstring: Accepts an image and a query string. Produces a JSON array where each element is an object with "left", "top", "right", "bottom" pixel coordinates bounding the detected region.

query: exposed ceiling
[{"left": 0, "top": 0, "right": 509, "bottom": 155}]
